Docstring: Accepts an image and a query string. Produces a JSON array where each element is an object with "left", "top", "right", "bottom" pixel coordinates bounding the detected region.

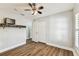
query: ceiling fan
[{"left": 24, "top": 3, "right": 44, "bottom": 15}]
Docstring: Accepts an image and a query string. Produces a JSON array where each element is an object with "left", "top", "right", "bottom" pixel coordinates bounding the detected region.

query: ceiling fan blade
[
  {"left": 24, "top": 9, "right": 31, "bottom": 11},
  {"left": 28, "top": 3, "right": 32, "bottom": 8},
  {"left": 38, "top": 11, "right": 42, "bottom": 14},
  {"left": 38, "top": 6, "right": 44, "bottom": 10}
]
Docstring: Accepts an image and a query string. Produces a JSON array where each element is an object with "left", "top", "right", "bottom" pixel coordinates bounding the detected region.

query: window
[{"left": 75, "top": 14, "right": 79, "bottom": 48}]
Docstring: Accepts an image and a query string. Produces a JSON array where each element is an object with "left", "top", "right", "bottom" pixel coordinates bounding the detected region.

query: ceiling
[{"left": 0, "top": 3, "right": 75, "bottom": 19}]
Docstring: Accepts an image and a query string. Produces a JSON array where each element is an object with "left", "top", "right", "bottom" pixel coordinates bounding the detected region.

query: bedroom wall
[
  {"left": 0, "top": 10, "right": 32, "bottom": 52},
  {"left": 33, "top": 10, "right": 73, "bottom": 48}
]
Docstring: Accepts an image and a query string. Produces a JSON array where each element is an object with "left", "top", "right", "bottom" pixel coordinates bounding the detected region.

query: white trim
[
  {"left": 46, "top": 43, "right": 73, "bottom": 51},
  {"left": 35, "top": 40, "right": 73, "bottom": 50},
  {"left": 0, "top": 42, "right": 26, "bottom": 53},
  {"left": 36, "top": 40, "right": 73, "bottom": 51}
]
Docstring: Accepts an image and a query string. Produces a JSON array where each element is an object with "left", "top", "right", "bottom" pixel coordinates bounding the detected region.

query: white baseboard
[
  {"left": 46, "top": 43, "right": 73, "bottom": 51},
  {"left": 0, "top": 42, "right": 26, "bottom": 53}
]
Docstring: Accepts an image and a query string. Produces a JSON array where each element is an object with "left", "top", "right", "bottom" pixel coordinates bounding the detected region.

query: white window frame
[{"left": 75, "top": 13, "right": 79, "bottom": 48}]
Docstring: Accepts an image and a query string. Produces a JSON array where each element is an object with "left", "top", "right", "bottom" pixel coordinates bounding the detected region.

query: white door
[{"left": 32, "top": 20, "right": 47, "bottom": 43}]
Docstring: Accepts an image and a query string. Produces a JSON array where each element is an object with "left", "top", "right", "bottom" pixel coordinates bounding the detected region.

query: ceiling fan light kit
[{"left": 32, "top": 11, "right": 38, "bottom": 15}]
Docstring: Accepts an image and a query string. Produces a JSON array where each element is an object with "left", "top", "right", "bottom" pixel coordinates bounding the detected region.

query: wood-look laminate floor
[{"left": 0, "top": 41, "right": 73, "bottom": 56}]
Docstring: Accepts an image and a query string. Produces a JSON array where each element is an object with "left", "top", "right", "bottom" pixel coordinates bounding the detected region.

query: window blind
[{"left": 75, "top": 15, "right": 79, "bottom": 48}]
